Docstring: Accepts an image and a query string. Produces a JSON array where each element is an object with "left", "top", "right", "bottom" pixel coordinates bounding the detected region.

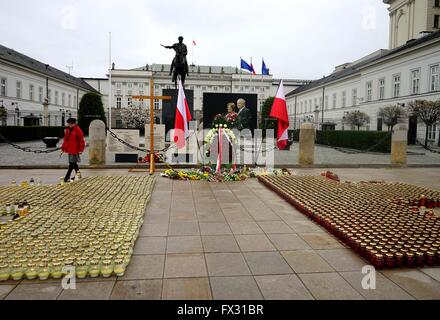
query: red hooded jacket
[{"left": 61, "top": 125, "right": 85, "bottom": 155}]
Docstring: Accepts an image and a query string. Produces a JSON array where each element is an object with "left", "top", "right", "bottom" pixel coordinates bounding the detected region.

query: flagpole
[
  {"left": 192, "top": 41, "right": 195, "bottom": 65},
  {"left": 108, "top": 32, "right": 112, "bottom": 130}
]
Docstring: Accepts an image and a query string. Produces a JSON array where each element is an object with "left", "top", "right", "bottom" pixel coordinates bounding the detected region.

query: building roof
[
  {"left": 0, "top": 44, "right": 98, "bottom": 93},
  {"left": 286, "top": 30, "right": 440, "bottom": 98}
]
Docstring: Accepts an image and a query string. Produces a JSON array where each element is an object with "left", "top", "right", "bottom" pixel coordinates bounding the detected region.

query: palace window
[
  {"left": 68, "top": 94, "right": 72, "bottom": 107},
  {"left": 116, "top": 97, "right": 122, "bottom": 109},
  {"left": 411, "top": 69, "right": 420, "bottom": 94},
  {"left": 39, "top": 87, "right": 43, "bottom": 102},
  {"left": 55, "top": 91, "right": 59, "bottom": 105},
  {"left": 435, "top": 0, "right": 440, "bottom": 7},
  {"left": 393, "top": 75, "right": 401, "bottom": 97},
  {"left": 352, "top": 89, "right": 358, "bottom": 106},
  {"left": 325, "top": 96, "right": 329, "bottom": 110},
  {"left": 48, "top": 89, "right": 52, "bottom": 103},
  {"left": 116, "top": 83, "right": 122, "bottom": 89},
  {"left": 16, "top": 81, "right": 22, "bottom": 99},
  {"left": 434, "top": 15, "right": 439, "bottom": 29},
  {"left": 332, "top": 94, "right": 336, "bottom": 109},
  {"left": 0, "top": 78, "right": 6, "bottom": 97},
  {"left": 430, "top": 65, "right": 439, "bottom": 91},
  {"left": 342, "top": 91, "right": 347, "bottom": 108},
  {"left": 366, "top": 81, "right": 373, "bottom": 102},
  {"left": 378, "top": 79, "right": 385, "bottom": 99},
  {"left": 154, "top": 99, "right": 160, "bottom": 110},
  {"left": 29, "top": 85, "right": 34, "bottom": 101},
  {"left": 127, "top": 83, "right": 133, "bottom": 89},
  {"left": 139, "top": 83, "right": 144, "bottom": 89},
  {"left": 62, "top": 92, "right": 65, "bottom": 106},
  {"left": 74, "top": 96, "right": 77, "bottom": 108},
  {"left": 127, "top": 97, "right": 132, "bottom": 107}
]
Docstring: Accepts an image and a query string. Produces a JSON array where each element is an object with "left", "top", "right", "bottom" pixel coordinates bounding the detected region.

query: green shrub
[
  {"left": 0, "top": 126, "right": 65, "bottom": 143},
  {"left": 316, "top": 130, "right": 391, "bottom": 152},
  {"left": 78, "top": 93, "right": 106, "bottom": 135}
]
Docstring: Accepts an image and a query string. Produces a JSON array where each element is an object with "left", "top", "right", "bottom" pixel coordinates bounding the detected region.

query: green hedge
[
  {"left": 288, "top": 130, "right": 391, "bottom": 153},
  {"left": 0, "top": 126, "right": 65, "bottom": 143}
]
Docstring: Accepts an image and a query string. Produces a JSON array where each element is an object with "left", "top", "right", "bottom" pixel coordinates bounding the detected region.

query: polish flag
[
  {"left": 270, "top": 80, "right": 290, "bottom": 150},
  {"left": 174, "top": 79, "right": 192, "bottom": 149}
]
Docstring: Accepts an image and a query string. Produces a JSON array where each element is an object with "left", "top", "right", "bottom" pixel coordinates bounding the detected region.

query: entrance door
[
  {"left": 377, "top": 118, "right": 383, "bottom": 131},
  {"left": 408, "top": 116, "right": 418, "bottom": 145}
]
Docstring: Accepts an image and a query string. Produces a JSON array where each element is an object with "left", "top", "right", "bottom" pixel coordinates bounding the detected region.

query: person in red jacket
[{"left": 61, "top": 118, "right": 85, "bottom": 182}]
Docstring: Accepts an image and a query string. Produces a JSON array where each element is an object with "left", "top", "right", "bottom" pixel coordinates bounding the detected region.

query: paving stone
[
  {"left": 134, "top": 237, "right": 167, "bottom": 255},
  {"left": 317, "top": 249, "right": 368, "bottom": 272},
  {"left": 197, "top": 212, "right": 226, "bottom": 223},
  {"left": 164, "top": 254, "right": 208, "bottom": 279},
  {"left": 229, "top": 222, "right": 265, "bottom": 235},
  {"left": 202, "top": 236, "right": 240, "bottom": 253},
  {"left": 140, "top": 224, "right": 169, "bottom": 237},
  {"left": 299, "top": 233, "right": 344, "bottom": 249},
  {"left": 6, "top": 283, "right": 63, "bottom": 300},
  {"left": 340, "top": 271, "right": 414, "bottom": 300},
  {"left": 257, "top": 221, "right": 295, "bottom": 234},
  {"left": 299, "top": 273, "right": 364, "bottom": 300},
  {"left": 120, "top": 255, "right": 164, "bottom": 280},
  {"left": 419, "top": 267, "right": 440, "bottom": 282},
  {"left": 235, "top": 235, "right": 277, "bottom": 252},
  {"left": 110, "top": 280, "right": 162, "bottom": 300},
  {"left": 200, "top": 223, "right": 232, "bottom": 236},
  {"left": 255, "top": 275, "right": 314, "bottom": 300},
  {"left": 0, "top": 285, "right": 16, "bottom": 300},
  {"left": 210, "top": 276, "right": 263, "bottom": 300},
  {"left": 243, "top": 252, "right": 293, "bottom": 275},
  {"left": 281, "top": 250, "right": 334, "bottom": 273},
  {"left": 267, "top": 234, "right": 312, "bottom": 251},
  {"left": 169, "top": 221, "right": 200, "bottom": 236},
  {"left": 381, "top": 269, "right": 440, "bottom": 300},
  {"left": 205, "top": 253, "right": 251, "bottom": 276},
  {"left": 167, "top": 236, "right": 204, "bottom": 254},
  {"left": 58, "top": 281, "right": 115, "bottom": 300},
  {"left": 162, "top": 278, "right": 212, "bottom": 300},
  {"left": 287, "top": 221, "right": 325, "bottom": 233}
]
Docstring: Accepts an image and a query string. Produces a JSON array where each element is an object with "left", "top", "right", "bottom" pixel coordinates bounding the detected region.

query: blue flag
[
  {"left": 262, "top": 59, "right": 269, "bottom": 75},
  {"left": 240, "top": 58, "right": 255, "bottom": 74}
]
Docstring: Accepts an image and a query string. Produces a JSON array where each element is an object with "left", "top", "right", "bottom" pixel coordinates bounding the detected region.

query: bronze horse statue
[{"left": 162, "top": 36, "right": 189, "bottom": 89}]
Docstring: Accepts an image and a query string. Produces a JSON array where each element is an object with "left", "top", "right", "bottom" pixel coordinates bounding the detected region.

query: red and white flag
[
  {"left": 270, "top": 80, "right": 290, "bottom": 150},
  {"left": 174, "top": 79, "right": 192, "bottom": 149}
]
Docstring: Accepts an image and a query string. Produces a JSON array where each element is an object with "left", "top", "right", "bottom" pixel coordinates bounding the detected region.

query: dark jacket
[
  {"left": 238, "top": 107, "right": 252, "bottom": 130},
  {"left": 62, "top": 125, "right": 85, "bottom": 155}
]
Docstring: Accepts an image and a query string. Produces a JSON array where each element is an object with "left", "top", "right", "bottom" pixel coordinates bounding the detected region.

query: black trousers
[{"left": 65, "top": 162, "right": 79, "bottom": 182}]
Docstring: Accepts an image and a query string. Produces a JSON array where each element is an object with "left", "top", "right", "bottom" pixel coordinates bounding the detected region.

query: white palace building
[
  {"left": 83, "top": 65, "right": 308, "bottom": 129},
  {"left": 286, "top": 0, "right": 440, "bottom": 146}
]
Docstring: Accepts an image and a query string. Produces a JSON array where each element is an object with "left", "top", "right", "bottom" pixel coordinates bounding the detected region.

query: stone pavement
[{"left": 0, "top": 168, "right": 440, "bottom": 300}]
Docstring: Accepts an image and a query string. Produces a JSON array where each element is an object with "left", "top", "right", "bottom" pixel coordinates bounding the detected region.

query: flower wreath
[{"left": 204, "top": 124, "right": 237, "bottom": 154}]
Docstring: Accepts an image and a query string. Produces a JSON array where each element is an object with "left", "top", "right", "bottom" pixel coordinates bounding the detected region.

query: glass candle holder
[
  {"left": 113, "top": 259, "right": 126, "bottom": 277},
  {"left": 100, "top": 260, "right": 113, "bottom": 278},
  {"left": 0, "top": 264, "right": 10, "bottom": 281},
  {"left": 88, "top": 260, "right": 101, "bottom": 278},
  {"left": 11, "top": 264, "right": 24, "bottom": 281},
  {"left": 50, "top": 262, "right": 63, "bottom": 279},
  {"left": 25, "top": 263, "right": 38, "bottom": 280},
  {"left": 38, "top": 262, "right": 50, "bottom": 281},
  {"left": 75, "top": 260, "right": 88, "bottom": 279}
]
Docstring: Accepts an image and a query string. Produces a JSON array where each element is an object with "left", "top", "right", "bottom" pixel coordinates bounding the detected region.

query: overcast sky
[{"left": 0, "top": 0, "right": 390, "bottom": 80}]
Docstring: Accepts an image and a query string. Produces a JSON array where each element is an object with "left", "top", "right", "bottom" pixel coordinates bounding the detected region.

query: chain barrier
[{"left": 0, "top": 132, "right": 61, "bottom": 154}]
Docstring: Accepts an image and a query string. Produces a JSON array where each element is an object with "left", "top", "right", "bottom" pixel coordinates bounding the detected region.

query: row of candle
[
  {"left": 260, "top": 175, "right": 440, "bottom": 269},
  {"left": 0, "top": 175, "right": 156, "bottom": 281}
]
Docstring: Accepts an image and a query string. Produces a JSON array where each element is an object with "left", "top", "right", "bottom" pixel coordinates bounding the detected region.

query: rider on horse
[{"left": 162, "top": 36, "right": 189, "bottom": 85}]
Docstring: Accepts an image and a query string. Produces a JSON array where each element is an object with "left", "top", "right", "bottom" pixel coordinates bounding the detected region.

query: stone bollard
[
  {"left": 89, "top": 120, "right": 106, "bottom": 166},
  {"left": 299, "top": 123, "right": 315, "bottom": 166},
  {"left": 391, "top": 123, "right": 408, "bottom": 166}
]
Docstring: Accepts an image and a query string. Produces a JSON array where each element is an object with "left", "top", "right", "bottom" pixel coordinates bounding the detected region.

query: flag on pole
[
  {"left": 262, "top": 59, "right": 269, "bottom": 75},
  {"left": 250, "top": 59, "right": 257, "bottom": 76},
  {"left": 270, "top": 80, "right": 290, "bottom": 150},
  {"left": 174, "top": 79, "right": 192, "bottom": 149},
  {"left": 193, "top": 40, "right": 197, "bottom": 46},
  {"left": 240, "top": 58, "right": 255, "bottom": 74}
]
